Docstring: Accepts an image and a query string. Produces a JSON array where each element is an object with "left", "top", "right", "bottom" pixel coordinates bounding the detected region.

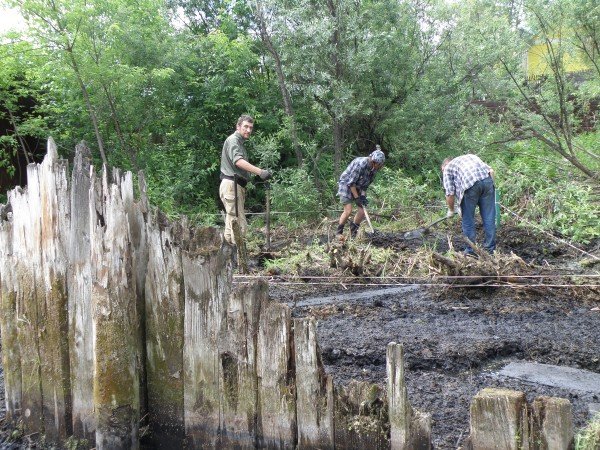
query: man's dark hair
[{"left": 237, "top": 114, "right": 254, "bottom": 126}]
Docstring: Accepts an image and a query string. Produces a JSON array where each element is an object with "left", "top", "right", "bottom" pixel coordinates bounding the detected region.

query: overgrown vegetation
[
  {"left": 0, "top": 0, "right": 598, "bottom": 242},
  {"left": 575, "top": 413, "right": 600, "bottom": 450}
]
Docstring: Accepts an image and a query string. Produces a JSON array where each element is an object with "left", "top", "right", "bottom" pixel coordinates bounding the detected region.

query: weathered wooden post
[
  {"left": 123, "top": 169, "right": 149, "bottom": 422},
  {"left": 68, "top": 142, "right": 95, "bottom": 443},
  {"left": 387, "top": 342, "right": 432, "bottom": 450},
  {"left": 0, "top": 203, "right": 21, "bottom": 424},
  {"left": 182, "top": 227, "right": 231, "bottom": 447},
  {"left": 256, "top": 300, "right": 296, "bottom": 448},
  {"left": 218, "top": 280, "right": 265, "bottom": 447},
  {"left": 91, "top": 167, "right": 142, "bottom": 449},
  {"left": 144, "top": 212, "right": 186, "bottom": 447},
  {"left": 37, "top": 138, "right": 72, "bottom": 442},
  {"left": 0, "top": 138, "right": 74, "bottom": 441},
  {"left": 10, "top": 174, "right": 44, "bottom": 434},
  {"left": 531, "top": 397, "right": 574, "bottom": 450},
  {"left": 469, "top": 388, "right": 529, "bottom": 450},
  {"left": 334, "top": 380, "right": 388, "bottom": 449},
  {"left": 294, "top": 318, "right": 335, "bottom": 449}
]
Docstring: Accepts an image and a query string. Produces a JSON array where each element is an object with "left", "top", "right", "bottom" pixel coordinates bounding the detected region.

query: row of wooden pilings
[{"left": 0, "top": 140, "right": 576, "bottom": 449}]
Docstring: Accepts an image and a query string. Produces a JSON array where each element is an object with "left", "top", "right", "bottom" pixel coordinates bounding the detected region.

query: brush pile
[{"left": 429, "top": 246, "right": 600, "bottom": 302}]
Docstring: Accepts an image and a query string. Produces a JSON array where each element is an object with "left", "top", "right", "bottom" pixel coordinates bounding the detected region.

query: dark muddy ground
[
  {"left": 269, "top": 285, "right": 599, "bottom": 449},
  {"left": 267, "top": 224, "right": 600, "bottom": 449}
]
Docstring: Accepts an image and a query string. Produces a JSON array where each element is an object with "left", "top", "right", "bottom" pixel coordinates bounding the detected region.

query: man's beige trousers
[{"left": 219, "top": 179, "right": 247, "bottom": 245}]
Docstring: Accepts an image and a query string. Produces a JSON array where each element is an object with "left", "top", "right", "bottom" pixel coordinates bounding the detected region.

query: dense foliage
[{"left": 0, "top": 0, "right": 598, "bottom": 240}]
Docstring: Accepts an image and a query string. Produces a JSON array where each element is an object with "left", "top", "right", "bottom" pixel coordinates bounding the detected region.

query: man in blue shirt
[
  {"left": 336, "top": 147, "right": 385, "bottom": 238},
  {"left": 442, "top": 154, "right": 496, "bottom": 254}
]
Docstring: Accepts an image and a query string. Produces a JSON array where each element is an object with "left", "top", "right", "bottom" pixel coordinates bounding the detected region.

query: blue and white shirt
[
  {"left": 337, "top": 157, "right": 380, "bottom": 200},
  {"left": 443, "top": 154, "right": 492, "bottom": 204}
]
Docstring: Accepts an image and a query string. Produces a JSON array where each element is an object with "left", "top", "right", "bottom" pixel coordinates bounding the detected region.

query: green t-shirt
[{"left": 220, "top": 131, "right": 249, "bottom": 180}]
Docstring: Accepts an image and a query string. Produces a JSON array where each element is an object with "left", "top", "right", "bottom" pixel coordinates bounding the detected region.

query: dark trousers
[{"left": 460, "top": 177, "right": 496, "bottom": 253}]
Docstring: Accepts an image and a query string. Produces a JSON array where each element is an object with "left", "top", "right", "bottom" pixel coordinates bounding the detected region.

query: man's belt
[{"left": 220, "top": 173, "right": 247, "bottom": 188}]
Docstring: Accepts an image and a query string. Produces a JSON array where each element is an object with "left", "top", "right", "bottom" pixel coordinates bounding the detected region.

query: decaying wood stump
[
  {"left": 0, "top": 203, "right": 21, "bottom": 425},
  {"left": 387, "top": 342, "right": 432, "bottom": 450},
  {"left": 144, "top": 212, "right": 186, "bottom": 448},
  {"left": 334, "top": 380, "right": 388, "bottom": 448},
  {"left": 294, "top": 318, "right": 335, "bottom": 449},
  {"left": 469, "top": 388, "right": 528, "bottom": 450},
  {"left": 531, "top": 397, "right": 574, "bottom": 450},
  {"left": 256, "top": 300, "right": 296, "bottom": 448},
  {"left": 467, "top": 388, "right": 575, "bottom": 450},
  {"left": 68, "top": 142, "right": 95, "bottom": 441},
  {"left": 91, "top": 168, "right": 142, "bottom": 449}
]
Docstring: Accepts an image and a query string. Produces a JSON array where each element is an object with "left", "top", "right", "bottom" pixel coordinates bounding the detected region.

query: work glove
[
  {"left": 455, "top": 206, "right": 462, "bottom": 218},
  {"left": 259, "top": 169, "right": 272, "bottom": 181},
  {"left": 446, "top": 208, "right": 455, "bottom": 218},
  {"left": 355, "top": 196, "right": 364, "bottom": 208},
  {"left": 359, "top": 195, "right": 368, "bottom": 206}
]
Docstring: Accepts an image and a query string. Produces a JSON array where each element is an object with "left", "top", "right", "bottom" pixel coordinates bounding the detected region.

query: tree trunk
[
  {"left": 327, "top": 0, "right": 344, "bottom": 177},
  {"left": 67, "top": 50, "right": 109, "bottom": 166},
  {"left": 254, "top": 0, "right": 303, "bottom": 166}
]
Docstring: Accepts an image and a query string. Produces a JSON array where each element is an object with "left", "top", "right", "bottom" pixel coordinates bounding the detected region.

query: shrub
[
  {"left": 575, "top": 413, "right": 600, "bottom": 450},
  {"left": 270, "top": 167, "right": 322, "bottom": 225},
  {"left": 490, "top": 140, "right": 600, "bottom": 243}
]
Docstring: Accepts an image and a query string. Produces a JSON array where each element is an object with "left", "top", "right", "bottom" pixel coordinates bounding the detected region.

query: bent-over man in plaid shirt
[
  {"left": 336, "top": 146, "right": 385, "bottom": 238},
  {"left": 442, "top": 154, "right": 496, "bottom": 254}
]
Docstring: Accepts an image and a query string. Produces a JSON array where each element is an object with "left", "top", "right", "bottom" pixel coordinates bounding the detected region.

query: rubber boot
[
  {"left": 349, "top": 221, "right": 359, "bottom": 238},
  {"left": 336, "top": 223, "right": 345, "bottom": 235}
]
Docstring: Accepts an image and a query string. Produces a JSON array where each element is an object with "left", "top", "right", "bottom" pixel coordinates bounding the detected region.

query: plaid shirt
[
  {"left": 337, "top": 157, "right": 379, "bottom": 199},
  {"left": 443, "top": 154, "right": 492, "bottom": 204}
]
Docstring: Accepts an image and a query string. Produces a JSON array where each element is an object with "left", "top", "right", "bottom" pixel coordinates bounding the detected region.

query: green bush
[
  {"left": 369, "top": 166, "right": 445, "bottom": 229},
  {"left": 490, "top": 139, "right": 600, "bottom": 243},
  {"left": 270, "top": 167, "right": 323, "bottom": 225},
  {"left": 575, "top": 414, "right": 600, "bottom": 450}
]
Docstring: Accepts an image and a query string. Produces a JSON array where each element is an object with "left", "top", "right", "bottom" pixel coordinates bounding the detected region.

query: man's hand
[
  {"left": 455, "top": 206, "right": 462, "bottom": 218},
  {"left": 446, "top": 208, "right": 455, "bottom": 218},
  {"left": 259, "top": 169, "right": 272, "bottom": 181},
  {"left": 355, "top": 196, "right": 364, "bottom": 208},
  {"left": 359, "top": 195, "right": 368, "bottom": 206}
]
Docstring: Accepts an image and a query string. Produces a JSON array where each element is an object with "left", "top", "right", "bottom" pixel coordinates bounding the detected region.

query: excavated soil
[{"left": 267, "top": 224, "right": 600, "bottom": 449}]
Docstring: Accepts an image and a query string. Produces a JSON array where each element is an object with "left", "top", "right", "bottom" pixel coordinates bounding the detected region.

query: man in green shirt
[{"left": 219, "top": 114, "right": 272, "bottom": 245}]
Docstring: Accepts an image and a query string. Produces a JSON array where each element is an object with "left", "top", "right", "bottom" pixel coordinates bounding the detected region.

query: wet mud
[
  {"left": 268, "top": 225, "right": 600, "bottom": 449},
  {"left": 280, "top": 286, "right": 598, "bottom": 448}
]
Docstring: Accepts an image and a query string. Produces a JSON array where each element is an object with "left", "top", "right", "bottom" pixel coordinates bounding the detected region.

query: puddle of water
[
  {"left": 496, "top": 361, "right": 600, "bottom": 395},
  {"left": 290, "top": 285, "right": 419, "bottom": 308}
]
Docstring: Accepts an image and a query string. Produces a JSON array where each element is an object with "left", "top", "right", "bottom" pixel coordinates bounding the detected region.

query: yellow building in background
[{"left": 526, "top": 37, "right": 591, "bottom": 80}]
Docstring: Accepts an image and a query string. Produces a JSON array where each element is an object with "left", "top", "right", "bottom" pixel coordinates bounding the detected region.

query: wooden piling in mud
[
  {"left": 0, "top": 203, "right": 21, "bottom": 424},
  {"left": 256, "top": 300, "right": 296, "bottom": 448},
  {"left": 91, "top": 167, "right": 142, "bottom": 449},
  {"left": 68, "top": 143, "right": 95, "bottom": 442},
  {"left": 37, "top": 139, "right": 72, "bottom": 442},
  {"left": 144, "top": 212, "right": 186, "bottom": 447},
  {"left": 387, "top": 342, "right": 432, "bottom": 450},
  {"left": 531, "top": 396, "right": 574, "bottom": 450},
  {"left": 294, "top": 318, "right": 335, "bottom": 449},
  {"left": 469, "top": 388, "right": 529, "bottom": 450},
  {"left": 468, "top": 388, "right": 575, "bottom": 450},
  {"left": 11, "top": 164, "right": 45, "bottom": 435}
]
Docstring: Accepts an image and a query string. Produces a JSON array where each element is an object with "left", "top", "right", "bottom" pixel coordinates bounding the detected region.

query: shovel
[
  {"left": 362, "top": 205, "right": 375, "bottom": 233},
  {"left": 403, "top": 215, "right": 450, "bottom": 240}
]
